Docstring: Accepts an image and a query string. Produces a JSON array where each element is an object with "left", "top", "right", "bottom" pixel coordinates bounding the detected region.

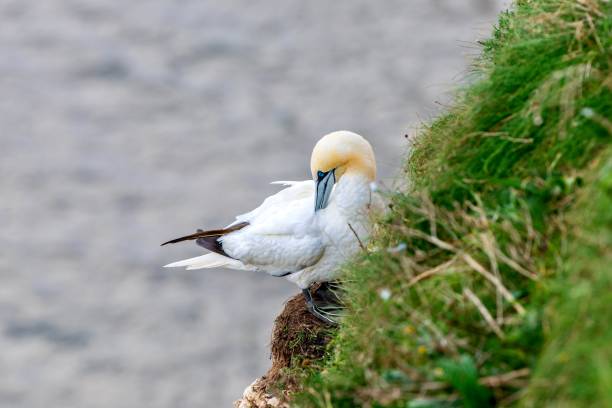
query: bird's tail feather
[{"left": 164, "top": 252, "right": 246, "bottom": 270}]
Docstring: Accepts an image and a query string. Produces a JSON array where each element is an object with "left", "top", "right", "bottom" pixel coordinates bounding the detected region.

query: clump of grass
[
  {"left": 289, "top": 0, "right": 611, "bottom": 406},
  {"left": 523, "top": 147, "right": 612, "bottom": 407}
]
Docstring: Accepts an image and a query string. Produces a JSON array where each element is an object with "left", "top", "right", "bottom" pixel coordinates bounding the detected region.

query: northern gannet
[{"left": 162, "top": 131, "right": 377, "bottom": 324}]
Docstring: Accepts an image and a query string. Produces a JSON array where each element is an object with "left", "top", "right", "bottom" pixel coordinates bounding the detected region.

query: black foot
[{"left": 302, "top": 288, "right": 339, "bottom": 326}]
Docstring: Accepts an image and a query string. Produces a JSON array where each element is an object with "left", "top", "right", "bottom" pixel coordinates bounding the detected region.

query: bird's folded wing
[
  {"left": 221, "top": 180, "right": 324, "bottom": 273},
  {"left": 228, "top": 180, "right": 314, "bottom": 228}
]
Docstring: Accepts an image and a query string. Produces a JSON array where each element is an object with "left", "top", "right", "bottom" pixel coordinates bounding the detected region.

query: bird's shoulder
[{"left": 228, "top": 180, "right": 314, "bottom": 230}]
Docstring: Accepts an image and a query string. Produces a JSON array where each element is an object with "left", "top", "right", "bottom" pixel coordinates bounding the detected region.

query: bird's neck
[{"left": 332, "top": 172, "right": 372, "bottom": 213}]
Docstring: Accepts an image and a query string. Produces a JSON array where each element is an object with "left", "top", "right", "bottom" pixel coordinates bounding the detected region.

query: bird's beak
[{"left": 315, "top": 169, "right": 335, "bottom": 211}]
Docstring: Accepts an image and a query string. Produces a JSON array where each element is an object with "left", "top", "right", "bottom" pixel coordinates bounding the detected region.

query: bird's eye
[{"left": 317, "top": 171, "right": 325, "bottom": 179}]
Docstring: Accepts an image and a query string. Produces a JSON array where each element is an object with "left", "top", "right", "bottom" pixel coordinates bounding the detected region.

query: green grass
[
  {"left": 289, "top": 0, "right": 612, "bottom": 406},
  {"left": 524, "top": 146, "right": 612, "bottom": 407}
]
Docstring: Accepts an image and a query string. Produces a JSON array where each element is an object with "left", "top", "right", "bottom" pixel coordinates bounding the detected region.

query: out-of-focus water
[{"left": 0, "top": 1, "right": 507, "bottom": 406}]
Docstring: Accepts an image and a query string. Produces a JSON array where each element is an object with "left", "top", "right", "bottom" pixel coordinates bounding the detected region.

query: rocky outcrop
[{"left": 234, "top": 379, "right": 286, "bottom": 408}]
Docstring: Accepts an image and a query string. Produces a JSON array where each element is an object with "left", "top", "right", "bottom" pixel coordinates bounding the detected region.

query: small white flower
[
  {"left": 369, "top": 181, "right": 379, "bottom": 192},
  {"left": 379, "top": 288, "right": 392, "bottom": 301},
  {"left": 581, "top": 107, "right": 595, "bottom": 118},
  {"left": 387, "top": 242, "right": 407, "bottom": 253},
  {"left": 533, "top": 114, "right": 543, "bottom": 126}
]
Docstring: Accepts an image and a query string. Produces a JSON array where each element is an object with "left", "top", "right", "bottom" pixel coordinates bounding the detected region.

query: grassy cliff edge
[{"left": 284, "top": 1, "right": 611, "bottom": 406}]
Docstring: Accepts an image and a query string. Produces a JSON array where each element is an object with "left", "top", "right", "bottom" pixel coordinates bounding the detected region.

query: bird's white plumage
[
  {"left": 221, "top": 180, "right": 325, "bottom": 276},
  {"left": 164, "top": 131, "right": 379, "bottom": 289}
]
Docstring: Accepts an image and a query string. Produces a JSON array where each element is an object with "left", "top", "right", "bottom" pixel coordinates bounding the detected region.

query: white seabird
[{"left": 162, "top": 130, "right": 378, "bottom": 324}]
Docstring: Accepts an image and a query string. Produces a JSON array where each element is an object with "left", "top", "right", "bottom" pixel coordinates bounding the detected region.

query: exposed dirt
[{"left": 235, "top": 284, "right": 339, "bottom": 407}]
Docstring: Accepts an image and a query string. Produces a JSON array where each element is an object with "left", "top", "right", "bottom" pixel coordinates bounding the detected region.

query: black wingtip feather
[{"left": 160, "top": 222, "right": 249, "bottom": 248}]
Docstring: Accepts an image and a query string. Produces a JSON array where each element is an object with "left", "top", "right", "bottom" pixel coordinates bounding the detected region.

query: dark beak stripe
[{"left": 315, "top": 170, "right": 335, "bottom": 211}]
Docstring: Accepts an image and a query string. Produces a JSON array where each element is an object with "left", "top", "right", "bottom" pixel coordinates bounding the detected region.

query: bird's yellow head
[{"left": 310, "top": 131, "right": 376, "bottom": 211}]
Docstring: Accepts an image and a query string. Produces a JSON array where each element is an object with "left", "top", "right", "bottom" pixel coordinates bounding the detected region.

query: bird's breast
[{"left": 317, "top": 175, "right": 373, "bottom": 249}]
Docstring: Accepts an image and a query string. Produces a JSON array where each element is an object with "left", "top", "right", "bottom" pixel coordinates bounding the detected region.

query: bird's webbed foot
[{"left": 302, "top": 283, "right": 343, "bottom": 326}]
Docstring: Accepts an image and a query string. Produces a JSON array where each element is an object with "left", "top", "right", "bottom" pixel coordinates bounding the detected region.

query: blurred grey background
[{"left": 0, "top": 1, "right": 506, "bottom": 407}]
